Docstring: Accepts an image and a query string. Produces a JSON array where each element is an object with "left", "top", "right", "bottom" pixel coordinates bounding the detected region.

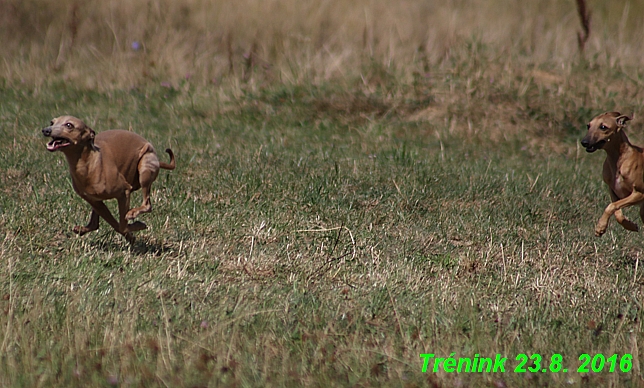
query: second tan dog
[
  {"left": 42, "top": 116, "right": 175, "bottom": 243},
  {"left": 581, "top": 111, "right": 643, "bottom": 237}
]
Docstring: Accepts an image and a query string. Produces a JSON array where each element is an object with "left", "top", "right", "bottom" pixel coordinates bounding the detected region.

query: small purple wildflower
[{"left": 131, "top": 41, "right": 141, "bottom": 51}]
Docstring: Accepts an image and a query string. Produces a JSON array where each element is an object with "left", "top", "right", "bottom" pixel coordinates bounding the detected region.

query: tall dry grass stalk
[
  {"left": 1, "top": 0, "right": 643, "bottom": 90},
  {"left": 575, "top": 0, "right": 592, "bottom": 52}
]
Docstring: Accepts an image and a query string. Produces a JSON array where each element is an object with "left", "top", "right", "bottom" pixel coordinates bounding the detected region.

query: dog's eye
[
  {"left": 65, "top": 123, "right": 73, "bottom": 129},
  {"left": 587, "top": 124, "right": 590, "bottom": 129},
  {"left": 50, "top": 121, "right": 54, "bottom": 126},
  {"left": 600, "top": 124, "right": 608, "bottom": 130}
]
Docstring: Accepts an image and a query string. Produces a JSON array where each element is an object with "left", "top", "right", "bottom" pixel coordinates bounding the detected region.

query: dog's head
[
  {"left": 580, "top": 112, "right": 632, "bottom": 153},
  {"left": 42, "top": 116, "right": 96, "bottom": 152}
]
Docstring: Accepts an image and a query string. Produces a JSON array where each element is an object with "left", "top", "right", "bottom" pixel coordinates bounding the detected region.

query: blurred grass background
[
  {"left": 1, "top": 0, "right": 643, "bottom": 89},
  {"left": 1, "top": 0, "right": 644, "bottom": 387}
]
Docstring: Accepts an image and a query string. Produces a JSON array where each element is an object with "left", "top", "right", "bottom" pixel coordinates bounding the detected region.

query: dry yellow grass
[{"left": 1, "top": 0, "right": 644, "bottom": 90}]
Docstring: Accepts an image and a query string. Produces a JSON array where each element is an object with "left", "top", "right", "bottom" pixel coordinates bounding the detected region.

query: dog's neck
[
  {"left": 603, "top": 130, "right": 634, "bottom": 162},
  {"left": 62, "top": 145, "right": 101, "bottom": 179}
]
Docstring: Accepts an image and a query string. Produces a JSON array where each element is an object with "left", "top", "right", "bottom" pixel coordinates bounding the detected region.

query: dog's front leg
[
  {"left": 615, "top": 209, "right": 639, "bottom": 232},
  {"left": 608, "top": 190, "right": 639, "bottom": 232},
  {"left": 88, "top": 200, "right": 121, "bottom": 231},
  {"left": 596, "top": 191, "right": 644, "bottom": 236},
  {"left": 73, "top": 209, "right": 100, "bottom": 235},
  {"left": 86, "top": 199, "right": 136, "bottom": 242}
]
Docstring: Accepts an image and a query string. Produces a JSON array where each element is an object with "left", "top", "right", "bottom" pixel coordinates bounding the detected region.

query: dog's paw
[
  {"left": 128, "top": 221, "right": 147, "bottom": 231},
  {"left": 125, "top": 209, "right": 139, "bottom": 220},
  {"left": 73, "top": 225, "right": 87, "bottom": 236},
  {"left": 594, "top": 226, "right": 607, "bottom": 237}
]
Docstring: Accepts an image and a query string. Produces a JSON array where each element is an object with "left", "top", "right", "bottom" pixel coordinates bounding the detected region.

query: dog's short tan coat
[
  {"left": 581, "top": 111, "right": 644, "bottom": 236},
  {"left": 43, "top": 116, "right": 175, "bottom": 243}
]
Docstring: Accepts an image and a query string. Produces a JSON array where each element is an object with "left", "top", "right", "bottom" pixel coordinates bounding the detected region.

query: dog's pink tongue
[{"left": 47, "top": 140, "right": 60, "bottom": 152}]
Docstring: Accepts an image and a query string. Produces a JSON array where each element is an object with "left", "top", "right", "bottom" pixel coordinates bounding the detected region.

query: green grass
[{"left": 2, "top": 9, "right": 644, "bottom": 385}]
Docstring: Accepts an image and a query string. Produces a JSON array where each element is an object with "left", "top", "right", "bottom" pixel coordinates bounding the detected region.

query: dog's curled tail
[{"left": 160, "top": 148, "right": 176, "bottom": 170}]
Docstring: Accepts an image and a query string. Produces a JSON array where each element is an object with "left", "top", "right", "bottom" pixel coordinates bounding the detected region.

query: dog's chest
[
  {"left": 70, "top": 158, "right": 127, "bottom": 200},
  {"left": 611, "top": 153, "right": 644, "bottom": 198},
  {"left": 612, "top": 174, "right": 632, "bottom": 198}
]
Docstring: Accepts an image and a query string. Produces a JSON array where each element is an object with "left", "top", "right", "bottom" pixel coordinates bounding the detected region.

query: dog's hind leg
[
  {"left": 126, "top": 152, "right": 160, "bottom": 220},
  {"left": 117, "top": 194, "right": 146, "bottom": 244}
]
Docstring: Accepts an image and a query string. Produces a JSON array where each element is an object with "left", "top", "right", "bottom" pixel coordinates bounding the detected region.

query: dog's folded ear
[
  {"left": 617, "top": 115, "right": 632, "bottom": 128},
  {"left": 82, "top": 127, "right": 99, "bottom": 150}
]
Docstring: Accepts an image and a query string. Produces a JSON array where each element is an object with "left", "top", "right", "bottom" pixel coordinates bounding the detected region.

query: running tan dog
[
  {"left": 42, "top": 116, "right": 175, "bottom": 243},
  {"left": 581, "top": 111, "right": 642, "bottom": 237}
]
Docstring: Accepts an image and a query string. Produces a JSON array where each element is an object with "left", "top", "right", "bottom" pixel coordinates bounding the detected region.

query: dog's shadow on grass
[
  {"left": 83, "top": 233, "right": 176, "bottom": 256},
  {"left": 130, "top": 239, "right": 174, "bottom": 256}
]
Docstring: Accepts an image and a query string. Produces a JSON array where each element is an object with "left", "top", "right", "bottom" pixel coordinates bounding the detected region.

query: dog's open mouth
[
  {"left": 585, "top": 140, "right": 606, "bottom": 153},
  {"left": 46, "top": 137, "right": 71, "bottom": 152}
]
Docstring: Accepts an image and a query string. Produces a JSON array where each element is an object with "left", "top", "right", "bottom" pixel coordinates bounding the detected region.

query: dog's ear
[
  {"left": 83, "top": 127, "right": 99, "bottom": 150},
  {"left": 616, "top": 115, "right": 632, "bottom": 128},
  {"left": 81, "top": 127, "right": 95, "bottom": 140}
]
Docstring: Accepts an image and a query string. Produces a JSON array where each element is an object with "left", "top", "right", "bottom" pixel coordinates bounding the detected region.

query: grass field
[{"left": 2, "top": 0, "right": 644, "bottom": 387}]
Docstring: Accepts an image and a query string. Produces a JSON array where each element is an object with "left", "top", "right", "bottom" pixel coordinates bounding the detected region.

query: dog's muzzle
[
  {"left": 42, "top": 127, "right": 71, "bottom": 152},
  {"left": 581, "top": 138, "right": 605, "bottom": 153}
]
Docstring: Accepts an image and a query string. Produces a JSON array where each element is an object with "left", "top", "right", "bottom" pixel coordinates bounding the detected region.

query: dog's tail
[{"left": 160, "top": 148, "right": 176, "bottom": 170}]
